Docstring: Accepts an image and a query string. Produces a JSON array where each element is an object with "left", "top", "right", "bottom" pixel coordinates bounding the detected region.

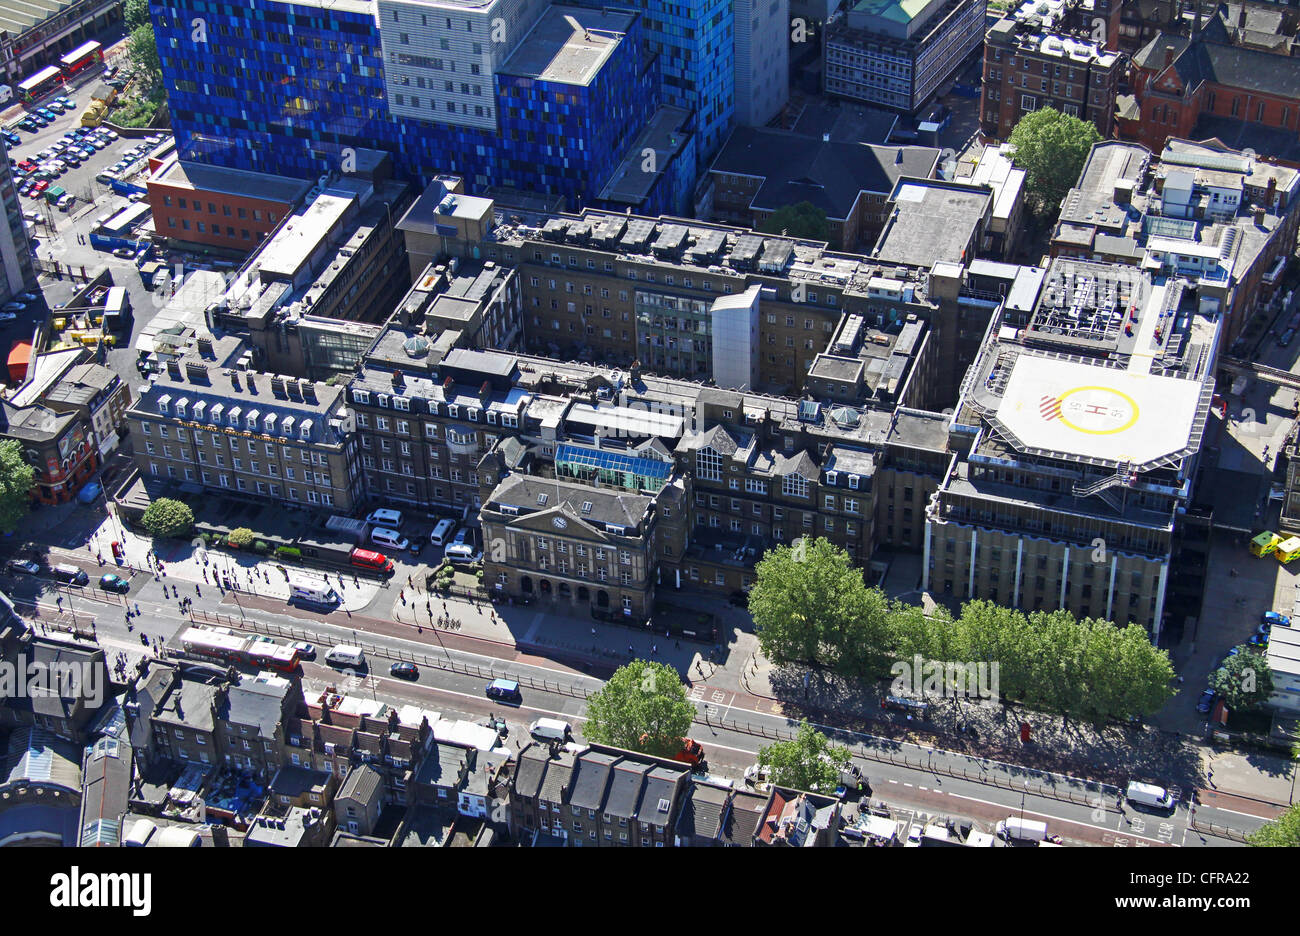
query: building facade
[{"left": 824, "top": 0, "right": 987, "bottom": 113}]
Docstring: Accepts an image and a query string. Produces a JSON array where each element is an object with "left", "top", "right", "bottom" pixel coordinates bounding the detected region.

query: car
[
  {"left": 6, "top": 559, "right": 41, "bottom": 575},
  {"left": 112, "top": 247, "right": 135, "bottom": 259},
  {"left": 57, "top": 194, "right": 74, "bottom": 210},
  {"left": 15, "top": 292, "right": 38, "bottom": 302},
  {"left": 485, "top": 678, "right": 521, "bottom": 703},
  {"left": 1263, "top": 611, "right": 1291, "bottom": 628},
  {"left": 61, "top": 156, "right": 80, "bottom": 168},
  {"left": 32, "top": 181, "right": 48, "bottom": 194},
  {"left": 98, "top": 573, "right": 131, "bottom": 593},
  {"left": 251, "top": 634, "right": 275, "bottom": 644},
  {"left": 1249, "top": 633, "right": 1269, "bottom": 647},
  {"left": 390, "top": 662, "right": 420, "bottom": 680},
  {"left": 0, "top": 312, "right": 16, "bottom": 322},
  {"left": 904, "top": 826, "right": 923, "bottom": 847},
  {"left": 1196, "top": 689, "right": 1217, "bottom": 714},
  {"left": 2, "top": 301, "right": 26, "bottom": 313},
  {"left": 743, "top": 763, "right": 771, "bottom": 789},
  {"left": 291, "top": 641, "right": 316, "bottom": 660},
  {"left": 1259, "top": 622, "right": 1272, "bottom": 636},
  {"left": 17, "top": 182, "right": 33, "bottom": 196},
  {"left": 36, "top": 108, "right": 55, "bottom": 121}
]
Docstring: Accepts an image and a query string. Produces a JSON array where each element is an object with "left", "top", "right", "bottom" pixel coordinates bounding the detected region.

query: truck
[
  {"left": 81, "top": 100, "right": 106, "bottom": 127},
  {"left": 287, "top": 574, "right": 339, "bottom": 607},
  {"left": 994, "top": 816, "right": 1048, "bottom": 843},
  {"left": 641, "top": 735, "right": 705, "bottom": 769}
]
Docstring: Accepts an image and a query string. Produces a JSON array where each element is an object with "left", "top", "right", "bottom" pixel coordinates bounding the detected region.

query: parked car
[
  {"left": 0, "top": 312, "right": 15, "bottom": 322},
  {"left": 6, "top": 559, "right": 41, "bottom": 575},
  {"left": 1262, "top": 611, "right": 1291, "bottom": 627},
  {"left": 1196, "top": 689, "right": 1217, "bottom": 714},
  {"left": 98, "top": 573, "right": 131, "bottom": 593},
  {"left": 1249, "top": 633, "right": 1269, "bottom": 647},
  {"left": 291, "top": 641, "right": 316, "bottom": 660},
  {"left": 1, "top": 301, "right": 26, "bottom": 313},
  {"left": 390, "top": 662, "right": 420, "bottom": 680},
  {"left": 15, "top": 292, "right": 38, "bottom": 302},
  {"left": 485, "top": 678, "right": 521, "bottom": 703},
  {"left": 112, "top": 247, "right": 135, "bottom": 259}
]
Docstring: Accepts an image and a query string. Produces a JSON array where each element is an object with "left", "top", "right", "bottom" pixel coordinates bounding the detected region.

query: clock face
[{"left": 553, "top": 516, "right": 568, "bottom": 529}]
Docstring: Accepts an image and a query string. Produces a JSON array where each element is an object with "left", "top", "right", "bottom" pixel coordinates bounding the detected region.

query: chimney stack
[
  {"left": 1255, "top": 205, "right": 1267, "bottom": 225},
  {"left": 1164, "top": 44, "right": 1176, "bottom": 68}
]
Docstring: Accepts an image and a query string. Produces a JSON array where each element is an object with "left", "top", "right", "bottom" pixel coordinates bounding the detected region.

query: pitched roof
[
  {"left": 677, "top": 780, "right": 731, "bottom": 840},
  {"left": 568, "top": 751, "right": 616, "bottom": 811},
  {"left": 337, "top": 764, "right": 383, "bottom": 805},
  {"left": 604, "top": 759, "right": 650, "bottom": 819},
  {"left": 1136, "top": 28, "right": 1300, "bottom": 99}
]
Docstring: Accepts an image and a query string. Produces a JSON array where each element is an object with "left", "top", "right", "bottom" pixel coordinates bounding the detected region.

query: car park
[
  {"left": 390, "top": 662, "right": 420, "bottom": 680},
  {"left": 98, "top": 573, "right": 131, "bottom": 593}
]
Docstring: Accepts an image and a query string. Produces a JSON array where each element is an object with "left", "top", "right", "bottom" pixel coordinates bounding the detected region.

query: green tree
[
  {"left": 758, "top": 721, "right": 852, "bottom": 793},
  {"left": 1248, "top": 802, "right": 1300, "bottom": 846},
  {"left": 227, "top": 527, "right": 255, "bottom": 549},
  {"left": 125, "top": 0, "right": 151, "bottom": 30},
  {"left": 140, "top": 497, "right": 193, "bottom": 539},
  {"left": 749, "top": 537, "right": 891, "bottom": 677},
  {"left": 583, "top": 660, "right": 695, "bottom": 757},
  {"left": 758, "top": 201, "right": 830, "bottom": 241},
  {"left": 1209, "top": 649, "right": 1274, "bottom": 712},
  {"left": 0, "top": 440, "right": 35, "bottom": 534},
  {"left": 127, "top": 24, "right": 161, "bottom": 84},
  {"left": 1007, "top": 108, "right": 1101, "bottom": 216}
]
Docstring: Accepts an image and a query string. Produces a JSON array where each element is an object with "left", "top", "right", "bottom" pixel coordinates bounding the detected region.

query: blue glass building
[{"left": 151, "top": 0, "right": 709, "bottom": 212}]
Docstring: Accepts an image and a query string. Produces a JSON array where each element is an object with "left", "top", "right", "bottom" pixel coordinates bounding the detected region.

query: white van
[
  {"left": 288, "top": 575, "right": 338, "bottom": 606},
  {"left": 325, "top": 645, "right": 366, "bottom": 668},
  {"left": 994, "top": 817, "right": 1048, "bottom": 842},
  {"left": 529, "top": 717, "right": 572, "bottom": 743},
  {"left": 1125, "top": 781, "right": 1176, "bottom": 811},
  {"left": 366, "top": 507, "right": 403, "bottom": 528},
  {"left": 370, "top": 527, "right": 410, "bottom": 552},
  {"left": 444, "top": 543, "right": 481, "bottom": 564},
  {"left": 430, "top": 517, "right": 455, "bottom": 546}
]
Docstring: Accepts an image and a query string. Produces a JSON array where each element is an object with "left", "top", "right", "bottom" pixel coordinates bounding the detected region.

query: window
[
  {"left": 782, "top": 474, "right": 809, "bottom": 498},
  {"left": 696, "top": 447, "right": 722, "bottom": 482}
]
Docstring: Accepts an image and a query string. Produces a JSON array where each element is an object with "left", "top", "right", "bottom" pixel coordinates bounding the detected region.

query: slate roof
[
  {"left": 568, "top": 751, "right": 616, "bottom": 811},
  {"left": 487, "top": 474, "right": 652, "bottom": 529},
  {"left": 676, "top": 780, "right": 731, "bottom": 841},
  {"left": 513, "top": 745, "right": 550, "bottom": 799},
  {"left": 1191, "top": 114, "right": 1300, "bottom": 165},
  {"left": 337, "top": 764, "right": 383, "bottom": 805},
  {"left": 1136, "top": 29, "right": 1300, "bottom": 99},
  {"left": 638, "top": 766, "right": 685, "bottom": 825},
  {"left": 604, "top": 759, "right": 650, "bottom": 819},
  {"left": 710, "top": 126, "right": 939, "bottom": 220},
  {"left": 221, "top": 678, "right": 289, "bottom": 738},
  {"left": 538, "top": 749, "right": 576, "bottom": 804}
]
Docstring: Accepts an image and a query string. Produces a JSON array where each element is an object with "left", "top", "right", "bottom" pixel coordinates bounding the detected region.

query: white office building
[{"left": 376, "top": 0, "right": 548, "bottom": 131}]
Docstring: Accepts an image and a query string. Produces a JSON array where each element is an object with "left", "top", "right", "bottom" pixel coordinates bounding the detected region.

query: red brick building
[
  {"left": 1119, "top": 17, "right": 1300, "bottom": 165},
  {"left": 146, "top": 155, "right": 311, "bottom": 253}
]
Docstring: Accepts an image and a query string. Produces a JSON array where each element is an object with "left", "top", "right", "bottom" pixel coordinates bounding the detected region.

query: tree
[
  {"left": 583, "top": 660, "right": 695, "bottom": 757},
  {"left": 1007, "top": 108, "right": 1101, "bottom": 217},
  {"left": 227, "top": 527, "right": 255, "bottom": 549},
  {"left": 759, "top": 201, "right": 830, "bottom": 241},
  {"left": 749, "top": 537, "right": 891, "bottom": 678},
  {"left": 127, "top": 24, "right": 161, "bottom": 84},
  {"left": 0, "top": 440, "right": 35, "bottom": 534},
  {"left": 1248, "top": 803, "right": 1300, "bottom": 847},
  {"left": 140, "top": 497, "right": 193, "bottom": 539},
  {"left": 125, "top": 0, "right": 151, "bottom": 31},
  {"left": 1209, "top": 649, "right": 1274, "bottom": 712},
  {"left": 758, "top": 721, "right": 852, "bottom": 793}
]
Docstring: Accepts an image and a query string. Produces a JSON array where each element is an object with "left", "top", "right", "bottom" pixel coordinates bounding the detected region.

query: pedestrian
[
  {"left": 652, "top": 643, "right": 657, "bottom": 655},
  {"left": 592, "top": 627, "right": 597, "bottom": 638},
  {"left": 196, "top": 584, "right": 201, "bottom": 597}
]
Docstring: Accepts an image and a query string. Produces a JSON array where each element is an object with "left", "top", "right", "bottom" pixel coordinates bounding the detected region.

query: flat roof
[
  {"left": 500, "top": 6, "right": 635, "bottom": 86},
  {"left": 996, "top": 354, "right": 1201, "bottom": 466},
  {"left": 257, "top": 191, "right": 355, "bottom": 279}
]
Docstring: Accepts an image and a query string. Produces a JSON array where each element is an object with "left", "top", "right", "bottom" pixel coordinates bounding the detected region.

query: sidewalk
[
  {"left": 71, "top": 508, "right": 383, "bottom": 613},
  {"left": 740, "top": 648, "right": 1296, "bottom": 805}
]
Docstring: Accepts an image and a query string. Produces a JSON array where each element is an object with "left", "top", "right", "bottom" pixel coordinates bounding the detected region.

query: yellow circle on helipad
[{"left": 1056, "top": 386, "right": 1140, "bottom": 435}]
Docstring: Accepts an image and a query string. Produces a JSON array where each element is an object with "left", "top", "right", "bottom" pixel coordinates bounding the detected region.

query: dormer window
[
  {"left": 174, "top": 397, "right": 188, "bottom": 418},
  {"left": 487, "top": 411, "right": 498, "bottom": 424},
  {"left": 245, "top": 409, "right": 259, "bottom": 430},
  {"left": 157, "top": 394, "right": 171, "bottom": 415},
  {"left": 393, "top": 397, "right": 410, "bottom": 412},
  {"left": 227, "top": 406, "right": 242, "bottom": 427},
  {"left": 353, "top": 389, "right": 370, "bottom": 405},
  {"left": 377, "top": 394, "right": 390, "bottom": 408},
  {"left": 849, "top": 474, "right": 859, "bottom": 490},
  {"left": 447, "top": 404, "right": 459, "bottom": 419},
  {"left": 825, "top": 471, "right": 837, "bottom": 486},
  {"left": 300, "top": 419, "right": 313, "bottom": 441},
  {"left": 468, "top": 408, "right": 479, "bottom": 422},
  {"left": 192, "top": 401, "right": 206, "bottom": 421},
  {"left": 210, "top": 403, "right": 224, "bottom": 423}
]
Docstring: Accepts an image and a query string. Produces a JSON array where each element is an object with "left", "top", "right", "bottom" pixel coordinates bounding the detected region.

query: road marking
[{"left": 939, "top": 789, "right": 1175, "bottom": 846}]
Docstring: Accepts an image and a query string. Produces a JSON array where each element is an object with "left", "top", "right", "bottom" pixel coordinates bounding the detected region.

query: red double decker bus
[{"left": 59, "top": 40, "right": 103, "bottom": 77}]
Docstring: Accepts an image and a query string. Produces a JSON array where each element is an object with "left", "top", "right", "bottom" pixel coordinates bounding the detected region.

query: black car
[{"left": 390, "top": 661, "right": 419, "bottom": 680}]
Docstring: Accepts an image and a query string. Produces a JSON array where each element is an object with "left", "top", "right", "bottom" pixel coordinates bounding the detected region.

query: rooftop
[
  {"left": 873, "top": 180, "right": 991, "bottom": 267},
  {"left": 151, "top": 155, "right": 312, "bottom": 205},
  {"left": 500, "top": 6, "right": 636, "bottom": 86}
]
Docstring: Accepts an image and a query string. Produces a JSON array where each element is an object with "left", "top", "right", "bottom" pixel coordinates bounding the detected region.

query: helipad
[{"left": 996, "top": 355, "right": 1200, "bottom": 465}]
